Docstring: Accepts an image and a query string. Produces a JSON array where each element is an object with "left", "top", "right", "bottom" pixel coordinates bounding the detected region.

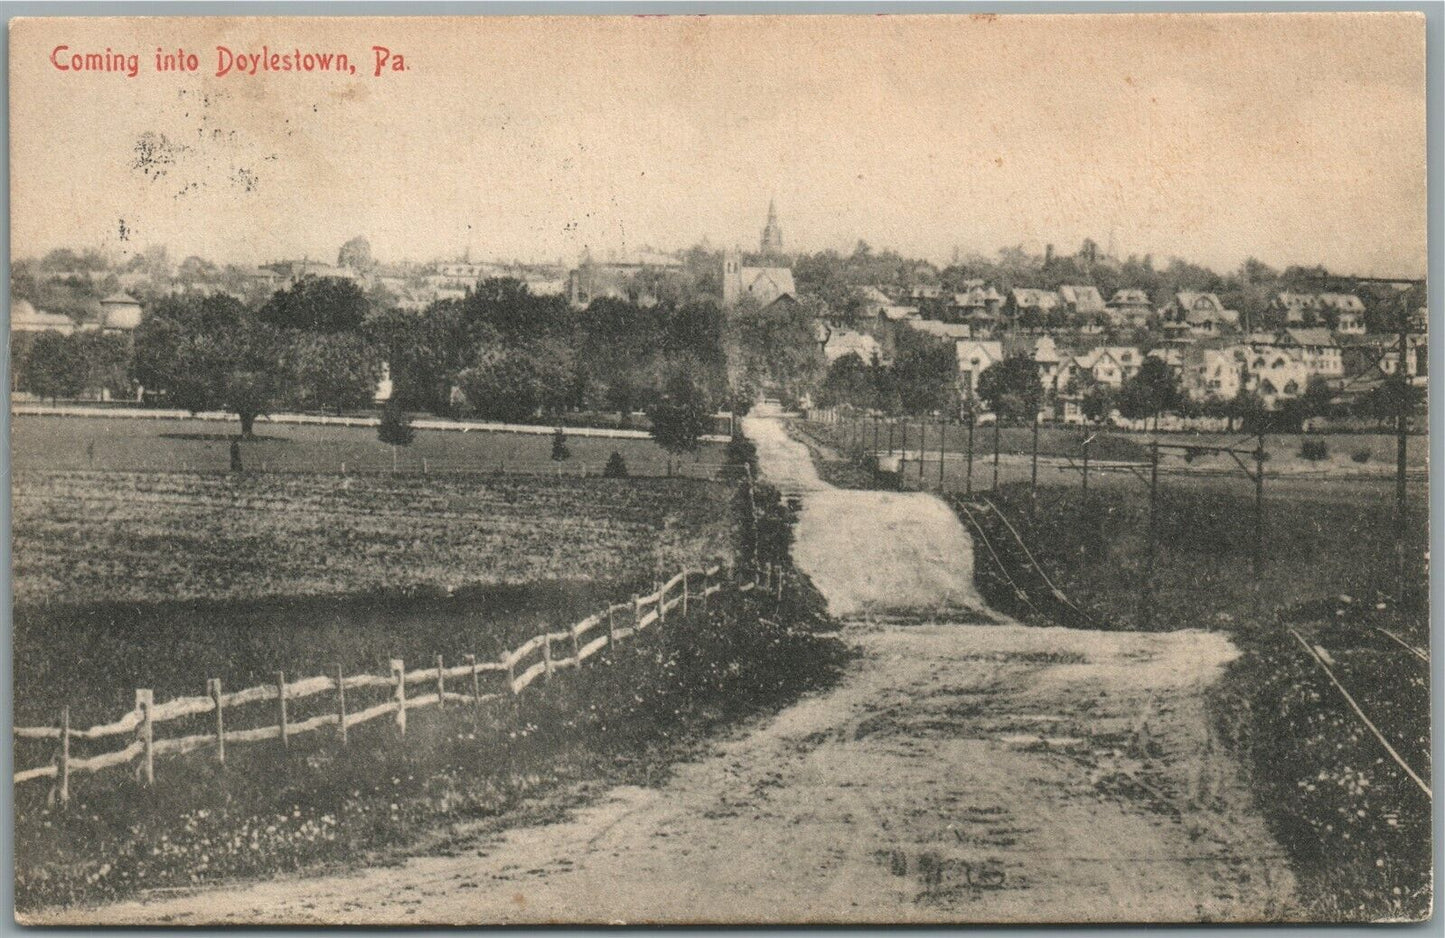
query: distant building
[
  {"left": 819, "top": 327, "right": 884, "bottom": 365},
  {"left": 955, "top": 339, "right": 1004, "bottom": 400},
  {"left": 99, "top": 292, "right": 144, "bottom": 330},
  {"left": 1106, "top": 288, "right": 1154, "bottom": 328},
  {"left": 721, "top": 250, "right": 797, "bottom": 308},
  {"left": 10, "top": 298, "right": 76, "bottom": 335},
  {"left": 1058, "top": 284, "right": 1106, "bottom": 317},
  {"left": 1269, "top": 327, "right": 1343, "bottom": 378}
]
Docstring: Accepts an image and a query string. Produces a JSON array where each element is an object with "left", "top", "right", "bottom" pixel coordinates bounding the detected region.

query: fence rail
[{"left": 15, "top": 562, "right": 733, "bottom": 802}]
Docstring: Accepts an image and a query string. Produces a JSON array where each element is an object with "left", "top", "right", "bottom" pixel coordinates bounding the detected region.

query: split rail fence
[{"left": 15, "top": 562, "right": 746, "bottom": 805}]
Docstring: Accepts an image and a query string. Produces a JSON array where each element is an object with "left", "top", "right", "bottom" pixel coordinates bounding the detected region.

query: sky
[{"left": 10, "top": 13, "right": 1428, "bottom": 277}]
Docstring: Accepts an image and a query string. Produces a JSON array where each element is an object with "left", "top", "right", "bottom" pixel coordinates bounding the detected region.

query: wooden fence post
[
  {"left": 391, "top": 659, "right": 407, "bottom": 738},
  {"left": 465, "top": 654, "right": 481, "bottom": 706},
  {"left": 682, "top": 573, "right": 690, "bottom": 617},
  {"left": 606, "top": 605, "right": 617, "bottom": 649},
  {"left": 435, "top": 655, "right": 446, "bottom": 710},
  {"left": 657, "top": 581, "right": 667, "bottom": 626},
  {"left": 56, "top": 706, "right": 70, "bottom": 807},
  {"left": 276, "top": 671, "right": 289, "bottom": 751},
  {"left": 135, "top": 689, "right": 154, "bottom": 788},
  {"left": 208, "top": 678, "right": 226, "bottom": 764},
  {"left": 543, "top": 634, "right": 554, "bottom": 682},
  {"left": 333, "top": 665, "right": 348, "bottom": 747},
  {"left": 633, "top": 593, "right": 643, "bottom": 630},
  {"left": 502, "top": 649, "right": 516, "bottom": 697},
  {"left": 776, "top": 566, "right": 785, "bottom": 603}
]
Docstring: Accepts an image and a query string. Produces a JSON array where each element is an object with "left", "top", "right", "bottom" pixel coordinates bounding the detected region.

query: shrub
[
  {"left": 1299, "top": 439, "right": 1329, "bottom": 462},
  {"left": 376, "top": 402, "right": 414, "bottom": 447},
  {"left": 1351, "top": 448, "right": 1371, "bottom": 464},
  {"left": 550, "top": 427, "right": 570, "bottom": 462},
  {"left": 603, "top": 451, "right": 628, "bottom": 478}
]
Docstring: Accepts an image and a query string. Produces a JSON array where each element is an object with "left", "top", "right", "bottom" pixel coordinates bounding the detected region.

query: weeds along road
[{"left": 79, "top": 409, "right": 1297, "bottom": 925}]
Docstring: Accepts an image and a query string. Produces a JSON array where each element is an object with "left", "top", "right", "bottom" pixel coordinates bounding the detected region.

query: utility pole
[
  {"left": 1081, "top": 430, "right": 1090, "bottom": 495},
  {"left": 916, "top": 418, "right": 923, "bottom": 485},
  {"left": 888, "top": 419, "right": 895, "bottom": 455},
  {"left": 938, "top": 419, "right": 947, "bottom": 491},
  {"left": 1395, "top": 301, "right": 1410, "bottom": 606},
  {"left": 966, "top": 413, "right": 975, "bottom": 497},
  {"left": 873, "top": 417, "right": 880, "bottom": 461},
  {"left": 1254, "top": 428, "right": 1266, "bottom": 580},
  {"left": 1142, "top": 440, "right": 1160, "bottom": 629},
  {"left": 992, "top": 418, "right": 1001, "bottom": 491},
  {"left": 1030, "top": 411, "right": 1040, "bottom": 519},
  {"left": 900, "top": 419, "right": 908, "bottom": 478}
]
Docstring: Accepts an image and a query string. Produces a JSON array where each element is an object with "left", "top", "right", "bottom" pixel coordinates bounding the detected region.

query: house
[
  {"left": 10, "top": 298, "right": 77, "bottom": 335},
  {"left": 909, "top": 284, "right": 943, "bottom": 302},
  {"left": 1165, "top": 291, "right": 1240, "bottom": 336},
  {"left": 1271, "top": 327, "right": 1343, "bottom": 377},
  {"left": 99, "top": 292, "right": 144, "bottom": 330},
  {"left": 1182, "top": 346, "right": 1245, "bottom": 402},
  {"left": 1008, "top": 288, "right": 1062, "bottom": 326},
  {"left": 1105, "top": 288, "right": 1153, "bottom": 326},
  {"left": 1334, "top": 309, "right": 1367, "bottom": 335},
  {"left": 1270, "top": 292, "right": 1323, "bottom": 325},
  {"left": 855, "top": 286, "right": 894, "bottom": 319},
  {"left": 1058, "top": 284, "right": 1106, "bottom": 318},
  {"left": 1004, "top": 334, "right": 1065, "bottom": 393},
  {"left": 880, "top": 304, "right": 920, "bottom": 321},
  {"left": 955, "top": 339, "right": 1005, "bottom": 400},
  {"left": 820, "top": 327, "right": 884, "bottom": 365},
  {"left": 906, "top": 319, "right": 972, "bottom": 341},
  {"left": 1243, "top": 345, "right": 1310, "bottom": 407},
  {"left": 946, "top": 286, "right": 1005, "bottom": 332}
]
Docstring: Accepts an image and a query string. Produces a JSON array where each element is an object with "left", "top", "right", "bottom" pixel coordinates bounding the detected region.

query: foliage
[
  {"left": 603, "top": 451, "right": 629, "bottom": 478},
  {"left": 258, "top": 276, "right": 371, "bottom": 332},
  {"left": 289, "top": 332, "right": 381, "bottom": 415},
  {"left": 550, "top": 427, "right": 570, "bottom": 462},
  {"left": 1298, "top": 439, "right": 1329, "bottom": 461},
  {"left": 649, "top": 371, "right": 713, "bottom": 456},
  {"left": 133, "top": 293, "right": 291, "bottom": 437},
  {"left": 1116, "top": 356, "right": 1181, "bottom": 421},
  {"left": 336, "top": 236, "right": 373, "bottom": 270},
  {"left": 976, "top": 354, "right": 1043, "bottom": 423},
  {"left": 19, "top": 332, "right": 88, "bottom": 401},
  {"left": 376, "top": 401, "right": 415, "bottom": 448},
  {"left": 1350, "top": 448, "right": 1371, "bottom": 464}
]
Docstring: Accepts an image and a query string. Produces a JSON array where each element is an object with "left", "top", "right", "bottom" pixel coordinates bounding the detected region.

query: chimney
[{"left": 1044, "top": 243, "right": 1054, "bottom": 267}]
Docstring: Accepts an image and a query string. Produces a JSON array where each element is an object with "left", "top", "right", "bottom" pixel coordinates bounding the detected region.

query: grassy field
[
  {"left": 801, "top": 417, "right": 1428, "bottom": 474},
  {"left": 11, "top": 414, "right": 726, "bottom": 477}
]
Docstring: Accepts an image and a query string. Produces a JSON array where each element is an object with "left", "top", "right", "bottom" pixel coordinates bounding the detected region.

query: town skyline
[{"left": 11, "top": 14, "right": 1427, "bottom": 280}]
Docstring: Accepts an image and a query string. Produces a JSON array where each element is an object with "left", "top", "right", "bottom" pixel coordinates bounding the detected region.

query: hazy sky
[{"left": 10, "top": 13, "right": 1427, "bottom": 276}]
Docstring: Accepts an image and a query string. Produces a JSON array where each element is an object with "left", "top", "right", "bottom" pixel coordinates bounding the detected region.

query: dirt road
[{"left": 72, "top": 411, "right": 1295, "bottom": 925}]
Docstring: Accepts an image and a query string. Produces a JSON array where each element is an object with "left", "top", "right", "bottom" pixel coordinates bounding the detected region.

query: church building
[{"left": 722, "top": 200, "right": 797, "bottom": 308}]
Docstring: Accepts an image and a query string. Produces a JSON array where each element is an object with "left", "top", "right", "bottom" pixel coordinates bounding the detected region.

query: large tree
[
  {"left": 133, "top": 293, "right": 290, "bottom": 437},
  {"left": 976, "top": 354, "right": 1043, "bottom": 423},
  {"left": 289, "top": 332, "right": 382, "bottom": 415},
  {"left": 258, "top": 276, "right": 371, "bottom": 332},
  {"left": 649, "top": 369, "right": 713, "bottom": 457}
]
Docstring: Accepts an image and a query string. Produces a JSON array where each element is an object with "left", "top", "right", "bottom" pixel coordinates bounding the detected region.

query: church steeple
[{"left": 760, "top": 198, "right": 784, "bottom": 255}]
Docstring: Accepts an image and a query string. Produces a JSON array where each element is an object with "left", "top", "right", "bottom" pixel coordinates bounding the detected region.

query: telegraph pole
[
  {"left": 1029, "top": 411, "right": 1041, "bottom": 519},
  {"left": 1254, "top": 428, "right": 1265, "bottom": 580},
  {"left": 966, "top": 413, "right": 975, "bottom": 497},
  {"left": 992, "top": 418, "right": 1001, "bottom": 491},
  {"left": 1142, "top": 440, "right": 1160, "bottom": 629},
  {"left": 1395, "top": 301, "right": 1410, "bottom": 606},
  {"left": 938, "top": 418, "right": 947, "bottom": 491},
  {"left": 1081, "top": 431, "right": 1090, "bottom": 495}
]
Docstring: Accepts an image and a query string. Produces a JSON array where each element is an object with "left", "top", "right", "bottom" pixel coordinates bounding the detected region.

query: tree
[
  {"left": 259, "top": 276, "right": 370, "bottom": 332},
  {"left": 289, "top": 332, "right": 382, "bottom": 415},
  {"left": 133, "top": 293, "right": 290, "bottom": 437},
  {"left": 603, "top": 451, "right": 629, "bottom": 478},
  {"left": 21, "top": 332, "right": 86, "bottom": 401},
  {"left": 551, "top": 427, "right": 570, "bottom": 462},
  {"left": 1117, "top": 357, "right": 1182, "bottom": 423},
  {"left": 456, "top": 346, "right": 545, "bottom": 422},
  {"left": 649, "top": 370, "right": 712, "bottom": 458},
  {"left": 377, "top": 400, "right": 414, "bottom": 471},
  {"left": 337, "top": 236, "right": 373, "bottom": 270},
  {"left": 976, "top": 354, "right": 1042, "bottom": 423}
]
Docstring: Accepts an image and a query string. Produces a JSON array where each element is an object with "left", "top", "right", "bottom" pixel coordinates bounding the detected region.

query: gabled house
[
  {"left": 1105, "top": 289, "right": 1154, "bottom": 328},
  {"left": 955, "top": 339, "right": 1005, "bottom": 400},
  {"left": 1068, "top": 345, "right": 1141, "bottom": 388},
  {"left": 854, "top": 286, "right": 894, "bottom": 319},
  {"left": 1270, "top": 292, "right": 1323, "bottom": 325},
  {"left": 1271, "top": 327, "right": 1343, "bottom": 377},
  {"left": 1243, "top": 346, "right": 1310, "bottom": 407},
  {"left": 1058, "top": 284, "right": 1106, "bottom": 317}
]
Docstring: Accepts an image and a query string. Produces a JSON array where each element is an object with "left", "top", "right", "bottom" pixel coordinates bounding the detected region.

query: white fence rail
[{"left": 16, "top": 562, "right": 735, "bottom": 802}]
